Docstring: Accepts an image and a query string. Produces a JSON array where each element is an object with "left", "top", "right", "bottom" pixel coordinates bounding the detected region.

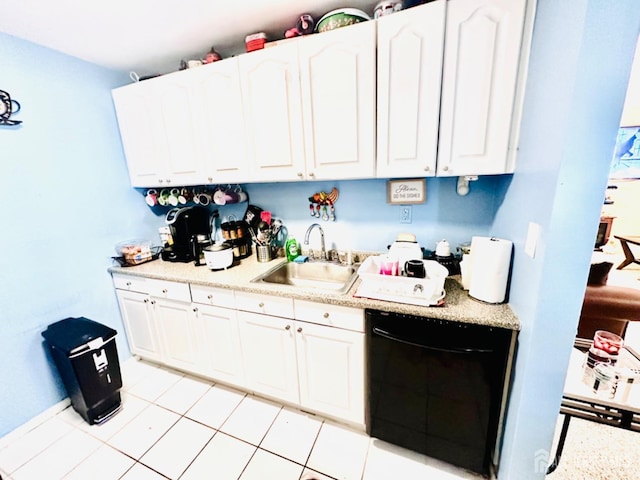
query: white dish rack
[{"left": 355, "top": 256, "right": 448, "bottom": 306}]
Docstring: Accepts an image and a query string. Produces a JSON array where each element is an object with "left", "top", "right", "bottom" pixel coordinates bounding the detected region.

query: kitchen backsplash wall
[
  {"left": 0, "top": 33, "right": 158, "bottom": 438},
  {"left": 143, "top": 175, "right": 511, "bottom": 254},
  {"left": 241, "top": 176, "right": 511, "bottom": 253}
]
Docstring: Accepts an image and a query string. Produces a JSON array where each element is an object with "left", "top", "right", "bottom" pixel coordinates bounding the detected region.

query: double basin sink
[{"left": 251, "top": 260, "right": 359, "bottom": 295}]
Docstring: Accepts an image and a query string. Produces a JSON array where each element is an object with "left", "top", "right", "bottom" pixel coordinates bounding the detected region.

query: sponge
[{"left": 293, "top": 255, "right": 309, "bottom": 263}]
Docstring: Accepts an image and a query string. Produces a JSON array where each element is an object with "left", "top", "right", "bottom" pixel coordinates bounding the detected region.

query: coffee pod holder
[{"left": 354, "top": 256, "right": 448, "bottom": 306}]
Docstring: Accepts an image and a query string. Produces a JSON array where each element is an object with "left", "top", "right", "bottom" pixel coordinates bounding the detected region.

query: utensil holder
[{"left": 256, "top": 245, "right": 273, "bottom": 263}]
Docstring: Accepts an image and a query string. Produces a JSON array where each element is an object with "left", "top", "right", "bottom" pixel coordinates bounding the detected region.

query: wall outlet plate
[{"left": 400, "top": 206, "right": 412, "bottom": 224}]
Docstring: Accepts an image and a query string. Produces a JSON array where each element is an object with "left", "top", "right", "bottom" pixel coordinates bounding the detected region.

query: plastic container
[
  {"left": 246, "top": 33, "right": 267, "bottom": 52},
  {"left": 114, "top": 239, "right": 154, "bottom": 265}
]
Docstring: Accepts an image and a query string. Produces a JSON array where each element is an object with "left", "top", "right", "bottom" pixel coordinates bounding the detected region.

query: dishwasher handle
[{"left": 372, "top": 326, "right": 494, "bottom": 355}]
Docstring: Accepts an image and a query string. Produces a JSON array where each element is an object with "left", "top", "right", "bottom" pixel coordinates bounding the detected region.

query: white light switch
[{"left": 525, "top": 222, "right": 541, "bottom": 258}]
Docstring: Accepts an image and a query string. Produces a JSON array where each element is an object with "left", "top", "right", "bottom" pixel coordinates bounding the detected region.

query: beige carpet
[{"left": 546, "top": 416, "right": 640, "bottom": 480}]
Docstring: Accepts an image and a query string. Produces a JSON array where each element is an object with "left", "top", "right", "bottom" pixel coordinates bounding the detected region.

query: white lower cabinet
[
  {"left": 195, "top": 303, "right": 245, "bottom": 388},
  {"left": 155, "top": 297, "right": 200, "bottom": 372},
  {"left": 237, "top": 311, "right": 300, "bottom": 404},
  {"left": 115, "top": 289, "right": 163, "bottom": 363},
  {"left": 295, "top": 320, "right": 365, "bottom": 425},
  {"left": 113, "top": 274, "right": 365, "bottom": 426}
]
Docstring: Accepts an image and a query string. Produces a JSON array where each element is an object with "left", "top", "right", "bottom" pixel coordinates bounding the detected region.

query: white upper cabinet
[
  {"left": 299, "top": 21, "right": 377, "bottom": 180},
  {"left": 238, "top": 43, "right": 306, "bottom": 182},
  {"left": 376, "top": 0, "right": 446, "bottom": 178},
  {"left": 112, "top": 74, "right": 205, "bottom": 187},
  {"left": 188, "top": 59, "right": 250, "bottom": 184},
  {"left": 113, "top": 0, "right": 531, "bottom": 186},
  {"left": 112, "top": 84, "right": 166, "bottom": 187},
  {"left": 437, "top": 0, "right": 527, "bottom": 176}
]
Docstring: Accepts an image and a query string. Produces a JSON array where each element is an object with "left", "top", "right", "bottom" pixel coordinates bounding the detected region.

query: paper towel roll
[{"left": 469, "top": 236, "right": 513, "bottom": 303}]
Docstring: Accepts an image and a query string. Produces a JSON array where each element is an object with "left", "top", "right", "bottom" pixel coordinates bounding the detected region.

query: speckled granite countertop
[{"left": 108, "top": 255, "right": 520, "bottom": 331}]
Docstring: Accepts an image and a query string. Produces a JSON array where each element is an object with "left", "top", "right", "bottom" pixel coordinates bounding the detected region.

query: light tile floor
[{"left": 0, "top": 358, "right": 484, "bottom": 480}]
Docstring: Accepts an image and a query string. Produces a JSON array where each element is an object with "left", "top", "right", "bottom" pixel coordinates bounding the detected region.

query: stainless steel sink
[{"left": 251, "top": 261, "right": 359, "bottom": 294}]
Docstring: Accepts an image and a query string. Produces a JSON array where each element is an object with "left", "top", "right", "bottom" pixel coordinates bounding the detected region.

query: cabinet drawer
[
  {"left": 294, "top": 299, "right": 364, "bottom": 332},
  {"left": 112, "top": 273, "right": 149, "bottom": 293},
  {"left": 235, "top": 292, "right": 294, "bottom": 318},
  {"left": 191, "top": 284, "right": 236, "bottom": 308},
  {"left": 146, "top": 279, "right": 191, "bottom": 302}
]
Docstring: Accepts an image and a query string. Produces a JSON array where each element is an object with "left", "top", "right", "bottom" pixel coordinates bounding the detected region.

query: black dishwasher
[{"left": 366, "top": 309, "right": 515, "bottom": 477}]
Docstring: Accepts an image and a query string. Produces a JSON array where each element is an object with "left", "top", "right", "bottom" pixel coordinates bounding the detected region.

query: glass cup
[{"left": 593, "top": 330, "right": 623, "bottom": 365}]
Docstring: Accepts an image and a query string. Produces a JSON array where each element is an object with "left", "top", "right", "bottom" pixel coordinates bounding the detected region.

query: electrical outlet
[{"left": 400, "top": 206, "right": 412, "bottom": 224}]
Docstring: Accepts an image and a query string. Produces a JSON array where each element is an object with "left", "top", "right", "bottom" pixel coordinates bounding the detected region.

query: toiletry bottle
[{"left": 285, "top": 236, "right": 299, "bottom": 262}]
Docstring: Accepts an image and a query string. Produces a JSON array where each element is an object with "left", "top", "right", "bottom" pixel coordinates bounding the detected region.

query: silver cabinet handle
[
  {"left": 259, "top": 302, "right": 265, "bottom": 308},
  {"left": 309, "top": 172, "right": 315, "bottom": 177},
  {"left": 150, "top": 299, "right": 156, "bottom": 305},
  {"left": 297, "top": 327, "right": 303, "bottom": 333},
  {"left": 207, "top": 294, "right": 213, "bottom": 300},
  {"left": 297, "top": 172, "right": 304, "bottom": 178},
  {"left": 144, "top": 298, "right": 149, "bottom": 303},
  {"left": 162, "top": 288, "right": 167, "bottom": 294},
  {"left": 158, "top": 179, "right": 164, "bottom": 184},
  {"left": 442, "top": 166, "right": 449, "bottom": 172},
  {"left": 424, "top": 166, "right": 430, "bottom": 172},
  {"left": 285, "top": 325, "right": 291, "bottom": 330},
  {"left": 126, "top": 281, "right": 132, "bottom": 287},
  {"left": 323, "top": 312, "right": 329, "bottom": 319},
  {"left": 166, "top": 179, "right": 172, "bottom": 184},
  {"left": 193, "top": 307, "right": 198, "bottom": 312},
  {"left": 208, "top": 177, "right": 213, "bottom": 183}
]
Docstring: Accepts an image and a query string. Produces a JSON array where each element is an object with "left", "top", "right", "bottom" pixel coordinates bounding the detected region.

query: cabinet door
[
  {"left": 154, "top": 297, "right": 200, "bottom": 372},
  {"left": 153, "top": 73, "right": 205, "bottom": 186},
  {"left": 376, "top": 1, "right": 445, "bottom": 178},
  {"left": 115, "top": 290, "right": 162, "bottom": 362},
  {"left": 299, "top": 21, "right": 376, "bottom": 180},
  {"left": 295, "top": 321, "right": 365, "bottom": 425},
  {"left": 195, "top": 304, "right": 245, "bottom": 388},
  {"left": 189, "top": 59, "right": 250, "bottom": 184},
  {"left": 112, "top": 83, "right": 168, "bottom": 187},
  {"left": 438, "top": 0, "right": 527, "bottom": 176},
  {"left": 237, "top": 311, "right": 299, "bottom": 404},
  {"left": 239, "top": 43, "right": 306, "bottom": 182}
]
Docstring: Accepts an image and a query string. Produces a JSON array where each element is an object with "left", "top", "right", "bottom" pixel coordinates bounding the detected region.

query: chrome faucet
[{"left": 304, "top": 223, "right": 327, "bottom": 261}]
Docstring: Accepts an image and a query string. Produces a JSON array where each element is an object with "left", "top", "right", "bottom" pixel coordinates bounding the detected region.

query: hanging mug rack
[{"left": 144, "top": 184, "right": 248, "bottom": 208}]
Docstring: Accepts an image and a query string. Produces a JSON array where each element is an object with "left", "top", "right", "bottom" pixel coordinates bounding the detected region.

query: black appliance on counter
[
  {"left": 42, "top": 317, "right": 123, "bottom": 425},
  {"left": 366, "top": 310, "right": 515, "bottom": 477},
  {"left": 162, "top": 206, "right": 211, "bottom": 262}
]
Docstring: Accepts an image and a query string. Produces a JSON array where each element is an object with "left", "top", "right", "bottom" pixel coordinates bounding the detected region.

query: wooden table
[
  {"left": 614, "top": 235, "right": 640, "bottom": 269},
  {"left": 547, "top": 339, "right": 640, "bottom": 474}
]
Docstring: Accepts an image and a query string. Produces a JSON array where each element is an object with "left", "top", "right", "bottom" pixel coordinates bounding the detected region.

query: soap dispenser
[{"left": 285, "top": 236, "right": 299, "bottom": 262}]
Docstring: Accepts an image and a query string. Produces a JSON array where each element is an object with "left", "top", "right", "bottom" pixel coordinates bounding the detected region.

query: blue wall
[
  {"left": 492, "top": 1, "right": 640, "bottom": 478},
  {"left": 0, "top": 34, "right": 162, "bottom": 436},
  {"left": 238, "top": 176, "right": 510, "bottom": 253}
]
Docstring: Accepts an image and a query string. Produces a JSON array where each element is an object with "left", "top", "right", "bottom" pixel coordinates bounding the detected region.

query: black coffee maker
[{"left": 161, "top": 207, "right": 211, "bottom": 262}]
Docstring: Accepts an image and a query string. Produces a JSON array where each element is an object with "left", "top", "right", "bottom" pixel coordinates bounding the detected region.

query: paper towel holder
[{"left": 457, "top": 175, "right": 478, "bottom": 196}]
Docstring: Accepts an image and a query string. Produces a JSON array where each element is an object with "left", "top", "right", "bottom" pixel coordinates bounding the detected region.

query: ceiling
[{"left": 0, "top": 0, "right": 382, "bottom": 76}]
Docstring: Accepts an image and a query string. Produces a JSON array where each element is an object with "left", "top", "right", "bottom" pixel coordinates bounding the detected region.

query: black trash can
[{"left": 42, "top": 317, "right": 122, "bottom": 425}]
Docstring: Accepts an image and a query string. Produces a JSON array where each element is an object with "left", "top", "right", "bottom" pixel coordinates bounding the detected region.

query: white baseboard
[{"left": 0, "top": 398, "right": 71, "bottom": 450}]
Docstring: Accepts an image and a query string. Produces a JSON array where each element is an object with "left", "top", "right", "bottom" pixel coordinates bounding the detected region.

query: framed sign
[{"left": 387, "top": 179, "right": 426, "bottom": 204}]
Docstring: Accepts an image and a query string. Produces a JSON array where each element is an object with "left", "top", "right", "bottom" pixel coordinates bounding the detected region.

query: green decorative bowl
[{"left": 316, "top": 8, "right": 371, "bottom": 33}]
